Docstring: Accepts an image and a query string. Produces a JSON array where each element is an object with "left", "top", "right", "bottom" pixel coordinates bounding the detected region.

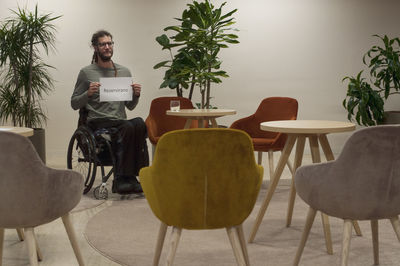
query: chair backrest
[
  {"left": 296, "top": 125, "right": 400, "bottom": 220},
  {"left": 231, "top": 97, "right": 298, "bottom": 148},
  {"left": 145, "top": 96, "right": 195, "bottom": 144},
  {"left": 0, "top": 131, "right": 83, "bottom": 228},
  {"left": 231, "top": 97, "right": 298, "bottom": 136},
  {"left": 140, "top": 128, "right": 263, "bottom": 229}
]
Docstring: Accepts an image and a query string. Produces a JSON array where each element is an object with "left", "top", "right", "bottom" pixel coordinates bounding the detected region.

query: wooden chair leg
[
  {"left": 352, "top": 221, "right": 362, "bottom": 236},
  {"left": 341, "top": 220, "right": 353, "bottom": 266},
  {"left": 24, "top": 228, "right": 39, "bottom": 266},
  {"left": 151, "top": 144, "right": 156, "bottom": 161},
  {"left": 293, "top": 207, "right": 317, "bottom": 266},
  {"left": 227, "top": 227, "right": 245, "bottom": 266},
  {"left": 16, "top": 228, "right": 24, "bottom": 241},
  {"left": 371, "top": 220, "right": 379, "bottom": 265},
  {"left": 33, "top": 232, "right": 43, "bottom": 261},
  {"left": 321, "top": 213, "right": 333, "bottom": 255},
  {"left": 153, "top": 222, "right": 168, "bottom": 266},
  {"left": 267, "top": 150, "right": 274, "bottom": 182},
  {"left": 286, "top": 177, "right": 296, "bottom": 227},
  {"left": 0, "top": 228, "right": 4, "bottom": 266},
  {"left": 390, "top": 216, "right": 400, "bottom": 241},
  {"left": 235, "top": 225, "right": 250, "bottom": 266},
  {"left": 286, "top": 158, "right": 294, "bottom": 174},
  {"left": 166, "top": 227, "right": 182, "bottom": 266},
  {"left": 62, "top": 213, "right": 85, "bottom": 266},
  {"left": 257, "top": 151, "right": 262, "bottom": 165}
]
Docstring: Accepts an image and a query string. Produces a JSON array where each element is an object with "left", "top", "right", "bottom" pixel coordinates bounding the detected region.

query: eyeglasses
[{"left": 97, "top": 41, "right": 114, "bottom": 48}]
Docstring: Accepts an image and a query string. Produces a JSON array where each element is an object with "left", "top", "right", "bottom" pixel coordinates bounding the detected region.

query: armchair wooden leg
[
  {"left": 321, "top": 213, "right": 333, "bottom": 255},
  {"left": 0, "top": 228, "right": 4, "bottom": 266},
  {"left": 257, "top": 151, "right": 262, "bottom": 165},
  {"left": 166, "top": 227, "right": 181, "bottom": 266},
  {"left": 24, "top": 228, "right": 38, "bottom": 266},
  {"left": 267, "top": 150, "right": 274, "bottom": 182},
  {"left": 15, "top": 228, "right": 42, "bottom": 261},
  {"left": 352, "top": 221, "right": 362, "bottom": 236},
  {"left": 235, "top": 225, "right": 250, "bottom": 266},
  {"left": 33, "top": 232, "right": 43, "bottom": 261},
  {"left": 153, "top": 222, "right": 168, "bottom": 266},
  {"left": 341, "top": 220, "right": 353, "bottom": 266},
  {"left": 286, "top": 177, "right": 296, "bottom": 227},
  {"left": 62, "top": 213, "right": 85, "bottom": 266},
  {"left": 390, "top": 216, "right": 400, "bottom": 241},
  {"left": 16, "top": 228, "right": 24, "bottom": 241},
  {"left": 151, "top": 144, "right": 156, "bottom": 161},
  {"left": 371, "top": 220, "right": 379, "bottom": 265},
  {"left": 227, "top": 227, "right": 245, "bottom": 266},
  {"left": 293, "top": 207, "right": 317, "bottom": 266}
]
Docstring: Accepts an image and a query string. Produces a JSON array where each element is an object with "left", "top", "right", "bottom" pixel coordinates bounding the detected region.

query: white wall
[{"left": 1, "top": 0, "right": 400, "bottom": 165}]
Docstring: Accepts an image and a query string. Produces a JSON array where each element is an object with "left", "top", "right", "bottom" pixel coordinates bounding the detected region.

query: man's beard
[{"left": 98, "top": 50, "right": 113, "bottom": 62}]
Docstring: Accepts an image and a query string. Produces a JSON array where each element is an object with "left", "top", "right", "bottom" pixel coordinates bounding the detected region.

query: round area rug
[
  {"left": 72, "top": 192, "right": 106, "bottom": 213},
  {"left": 84, "top": 186, "right": 400, "bottom": 266}
]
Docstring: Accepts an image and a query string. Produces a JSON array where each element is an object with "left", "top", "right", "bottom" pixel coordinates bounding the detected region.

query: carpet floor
[{"left": 84, "top": 185, "right": 400, "bottom": 265}]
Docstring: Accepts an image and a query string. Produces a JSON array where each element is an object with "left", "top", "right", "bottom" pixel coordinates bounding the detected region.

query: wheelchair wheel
[{"left": 67, "top": 129, "right": 97, "bottom": 194}]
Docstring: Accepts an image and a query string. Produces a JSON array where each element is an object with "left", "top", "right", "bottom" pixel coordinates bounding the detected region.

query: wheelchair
[{"left": 67, "top": 108, "right": 116, "bottom": 200}]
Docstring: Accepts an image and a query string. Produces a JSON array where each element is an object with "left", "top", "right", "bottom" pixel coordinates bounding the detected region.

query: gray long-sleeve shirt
[{"left": 71, "top": 63, "right": 139, "bottom": 121}]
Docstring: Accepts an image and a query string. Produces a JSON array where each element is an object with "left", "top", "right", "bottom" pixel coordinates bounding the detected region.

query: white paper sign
[{"left": 99, "top": 77, "right": 133, "bottom": 102}]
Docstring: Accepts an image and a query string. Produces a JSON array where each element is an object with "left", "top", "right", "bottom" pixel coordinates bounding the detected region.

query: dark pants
[{"left": 88, "top": 118, "right": 149, "bottom": 177}]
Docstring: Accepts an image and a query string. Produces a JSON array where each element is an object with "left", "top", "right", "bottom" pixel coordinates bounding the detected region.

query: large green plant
[
  {"left": 0, "top": 5, "right": 60, "bottom": 128},
  {"left": 154, "top": 0, "right": 239, "bottom": 109},
  {"left": 343, "top": 35, "right": 400, "bottom": 126}
]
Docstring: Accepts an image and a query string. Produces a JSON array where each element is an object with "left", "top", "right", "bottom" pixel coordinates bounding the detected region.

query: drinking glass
[{"left": 170, "top": 100, "right": 180, "bottom": 112}]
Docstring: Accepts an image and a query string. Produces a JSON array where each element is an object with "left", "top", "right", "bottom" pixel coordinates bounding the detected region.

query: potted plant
[
  {"left": 0, "top": 5, "right": 60, "bottom": 162},
  {"left": 154, "top": 0, "right": 239, "bottom": 109},
  {"left": 343, "top": 34, "right": 400, "bottom": 126}
]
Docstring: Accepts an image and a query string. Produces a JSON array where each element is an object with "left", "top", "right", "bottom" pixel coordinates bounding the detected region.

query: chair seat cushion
[{"left": 252, "top": 138, "right": 285, "bottom": 152}]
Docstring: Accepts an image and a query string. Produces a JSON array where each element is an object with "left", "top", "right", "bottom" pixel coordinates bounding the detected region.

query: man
[{"left": 71, "top": 30, "right": 149, "bottom": 194}]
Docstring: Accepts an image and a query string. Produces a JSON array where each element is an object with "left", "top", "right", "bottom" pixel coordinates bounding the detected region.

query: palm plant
[
  {"left": 0, "top": 5, "right": 60, "bottom": 128},
  {"left": 154, "top": 0, "right": 239, "bottom": 109}
]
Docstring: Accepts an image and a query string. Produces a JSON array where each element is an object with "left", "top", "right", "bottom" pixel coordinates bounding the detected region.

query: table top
[
  {"left": 0, "top": 126, "right": 34, "bottom": 137},
  {"left": 166, "top": 109, "right": 236, "bottom": 118},
  {"left": 260, "top": 120, "right": 356, "bottom": 134}
]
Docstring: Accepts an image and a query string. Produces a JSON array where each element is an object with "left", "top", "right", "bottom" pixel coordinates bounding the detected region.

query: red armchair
[
  {"left": 230, "top": 97, "right": 298, "bottom": 179},
  {"left": 145, "top": 97, "right": 196, "bottom": 156}
]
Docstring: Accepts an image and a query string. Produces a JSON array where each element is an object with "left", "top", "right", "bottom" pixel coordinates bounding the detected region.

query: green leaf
[
  {"left": 153, "top": 60, "right": 170, "bottom": 69},
  {"left": 164, "top": 26, "right": 181, "bottom": 32},
  {"left": 156, "top": 34, "right": 170, "bottom": 47}
]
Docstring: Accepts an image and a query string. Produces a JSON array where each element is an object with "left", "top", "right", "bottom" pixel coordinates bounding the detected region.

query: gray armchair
[
  {"left": 293, "top": 125, "right": 400, "bottom": 266},
  {"left": 0, "top": 131, "right": 85, "bottom": 266}
]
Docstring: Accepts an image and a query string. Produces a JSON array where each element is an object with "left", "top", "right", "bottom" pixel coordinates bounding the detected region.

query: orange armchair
[
  {"left": 145, "top": 97, "right": 196, "bottom": 157},
  {"left": 230, "top": 97, "right": 298, "bottom": 179}
]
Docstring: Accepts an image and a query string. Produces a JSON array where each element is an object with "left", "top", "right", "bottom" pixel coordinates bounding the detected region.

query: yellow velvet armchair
[{"left": 139, "top": 128, "right": 263, "bottom": 266}]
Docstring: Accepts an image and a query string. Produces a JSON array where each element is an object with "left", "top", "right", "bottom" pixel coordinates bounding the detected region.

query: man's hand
[
  {"left": 88, "top": 82, "right": 100, "bottom": 97},
  {"left": 131, "top": 83, "right": 141, "bottom": 97}
]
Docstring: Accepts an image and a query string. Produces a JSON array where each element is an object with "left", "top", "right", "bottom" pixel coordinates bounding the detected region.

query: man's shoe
[
  {"left": 127, "top": 176, "right": 143, "bottom": 193},
  {"left": 112, "top": 175, "right": 136, "bottom": 195}
]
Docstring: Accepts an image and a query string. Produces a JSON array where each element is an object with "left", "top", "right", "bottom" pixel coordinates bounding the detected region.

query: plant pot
[
  {"left": 28, "top": 128, "right": 46, "bottom": 164},
  {"left": 382, "top": 111, "right": 400, "bottom": 125}
]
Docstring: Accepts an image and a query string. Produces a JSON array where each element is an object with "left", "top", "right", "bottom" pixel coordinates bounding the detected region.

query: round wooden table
[
  {"left": 0, "top": 126, "right": 33, "bottom": 137},
  {"left": 248, "top": 120, "right": 359, "bottom": 254},
  {"left": 166, "top": 109, "right": 236, "bottom": 129}
]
